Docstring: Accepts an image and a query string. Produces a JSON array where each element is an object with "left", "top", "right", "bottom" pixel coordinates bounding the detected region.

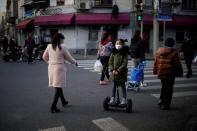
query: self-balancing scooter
[{"left": 103, "top": 82, "right": 133, "bottom": 113}]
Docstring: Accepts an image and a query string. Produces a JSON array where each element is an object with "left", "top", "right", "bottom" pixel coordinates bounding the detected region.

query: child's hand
[{"left": 113, "top": 70, "right": 118, "bottom": 75}]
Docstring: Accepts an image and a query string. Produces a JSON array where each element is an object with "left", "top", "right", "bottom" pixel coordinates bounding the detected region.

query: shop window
[
  {"left": 144, "top": 0, "right": 153, "bottom": 9},
  {"left": 94, "top": 0, "right": 112, "bottom": 7},
  {"left": 89, "top": 26, "right": 99, "bottom": 41},
  {"left": 57, "top": 0, "right": 65, "bottom": 6},
  {"left": 182, "top": 0, "right": 197, "bottom": 10}
]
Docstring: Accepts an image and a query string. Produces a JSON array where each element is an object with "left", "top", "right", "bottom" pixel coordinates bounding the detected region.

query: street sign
[
  {"left": 157, "top": 14, "right": 172, "bottom": 21},
  {"left": 157, "top": 1, "right": 173, "bottom": 21}
]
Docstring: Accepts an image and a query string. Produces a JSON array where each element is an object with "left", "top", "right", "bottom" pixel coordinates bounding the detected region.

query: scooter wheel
[
  {"left": 103, "top": 97, "right": 110, "bottom": 110},
  {"left": 126, "top": 99, "right": 132, "bottom": 113}
]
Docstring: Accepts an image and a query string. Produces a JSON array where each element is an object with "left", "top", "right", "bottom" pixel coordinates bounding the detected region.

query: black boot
[
  {"left": 51, "top": 106, "right": 60, "bottom": 113},
  {"left": 59, "top": 88, "right": 69, "bottom": 107},
  {"left": 158, "top": 99, "right": 163, "bottom": 107},
  {"left": 62, "top": 101, "right": 69, "bottom": 107},
  {"left": 51, "top": 88, "right": 60, "bottom": 113}
]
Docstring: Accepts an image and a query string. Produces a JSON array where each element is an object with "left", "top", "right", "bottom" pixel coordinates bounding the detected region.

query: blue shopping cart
[{"left": 127, "top": 61, "right": 145, "bottom": 92}]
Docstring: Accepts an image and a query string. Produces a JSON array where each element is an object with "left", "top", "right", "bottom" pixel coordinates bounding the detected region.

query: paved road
[{"left": 0, "top": 60, "right": 197, "bottom": 131}]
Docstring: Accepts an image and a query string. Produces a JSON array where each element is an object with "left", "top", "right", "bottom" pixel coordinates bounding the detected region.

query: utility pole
[{"left": 153, "top": 0, "right": 159, "bottom": 56}]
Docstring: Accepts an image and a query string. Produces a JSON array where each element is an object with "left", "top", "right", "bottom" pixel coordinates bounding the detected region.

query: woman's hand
[{"left": 75, "top": 62, "right": 78, "bottom": 67}]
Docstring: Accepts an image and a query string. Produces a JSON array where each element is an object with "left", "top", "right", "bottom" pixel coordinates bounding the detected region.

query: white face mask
[{"left": 115, "top": 45, "right": 122, "bottom": 50}]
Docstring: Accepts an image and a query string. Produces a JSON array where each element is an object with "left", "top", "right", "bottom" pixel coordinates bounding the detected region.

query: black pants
[
  {"left": 100, "top": 56, "right": 110, "bottom": 81},
  {"left": 184, "top": 55, "right": 193, "bottom": 77},
  {"left": 28, "top": 49, "right": 33, "bottom": 63},
  {"left": 112, "top": 81, "right": 127, "bottom": 99},
  {"left": 160, "top": 78, "right": 175, "bottom": 107},
  {"left": 51, "top": 88, "right": 66, "bottom": 108}
]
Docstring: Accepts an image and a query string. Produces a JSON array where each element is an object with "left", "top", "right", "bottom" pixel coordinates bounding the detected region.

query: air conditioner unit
[
  {"left": 78, "top": 1, "right": 91, "bottom": 9},
  {"left": 172, "top": 0, "right": 182, "bottom": 6},
  {"left": 172, "top": 0, "right": 182, "bottom": 3}
]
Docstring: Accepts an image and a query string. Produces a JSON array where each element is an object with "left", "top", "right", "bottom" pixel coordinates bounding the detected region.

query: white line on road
[
  {"left": 92, "top": 117, "right": 130, "bottom": 131},
  {"left": 38, "top": 126, "right": 66, "bottom": 131},
  {"left": 151, "top": 91, "right": 197, "bottom": 98},
  {"left": 140, "top": 83, "right": 197, "bottom": 90}
]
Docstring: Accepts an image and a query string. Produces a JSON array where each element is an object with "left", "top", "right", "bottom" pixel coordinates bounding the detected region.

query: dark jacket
[
  {"left": 109, "top": 46, "right": 129, "bottom": 82},
  {"left": 181, "top": 39, "right": 196, "bottom": 59},
  {"left": 25, "top": 37, "right": 35, "bottom": 50},
  {"left": 130, "top": 37, "right": 145, "bottom": 59},
  {"left": 9, "top": 39, "right": 17, "bottom": 52},
  {"left": 153, "top": 47, "right": 183, "bottom": 79}
]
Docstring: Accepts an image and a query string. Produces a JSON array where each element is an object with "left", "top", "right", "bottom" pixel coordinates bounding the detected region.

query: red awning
[
  {"left": 34, "top": 14, "right": 74, "bottom": 26},
  {"left": 143, "top": 14, "right": 153, "bottom": 25},
  {"left": 16, "top": 19, "right": 33, "bottom": 29},
  {"left": 143, "top": 14, "right": 197, "bottom": 26},
  {"left": 171, "top": 15, "right": 197, "bottom": 26},
  {"left": 75, "top": 13, "right": 130, "bottom": 25}
]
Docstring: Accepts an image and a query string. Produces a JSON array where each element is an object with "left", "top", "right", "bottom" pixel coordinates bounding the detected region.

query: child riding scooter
[
  {"left": 103, "top": 39, "right": 132, "bottom": 113},
  {"left": 108, "top": 39, "right": 129, "bottom": 104}
]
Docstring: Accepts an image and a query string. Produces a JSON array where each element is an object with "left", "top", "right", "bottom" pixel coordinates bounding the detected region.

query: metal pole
[
  {"left": 163, "top": 21, "right": 166, "bottom": 44},
  {"left": 153, "top": 0, "right": 159, "bottom": 56},
  {"left": 141, "top": 20, "right": 143, "bottom": 39}
]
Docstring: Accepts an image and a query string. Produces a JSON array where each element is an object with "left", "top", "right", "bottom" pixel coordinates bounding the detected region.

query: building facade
[
  {"left": 9, "top": 0, "right": 197, "bottom": 54},
  {"left": 141, "top": 0, "right": 197, "bottom": 52},
  {"left": 15, "top": 0, "right": 132, "bottom": 54}
]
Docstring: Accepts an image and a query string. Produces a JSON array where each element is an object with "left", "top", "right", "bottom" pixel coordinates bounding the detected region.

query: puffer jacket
[
  {"left": 153, "top": 47, "right": 183, "bottom": 79},
  {"left": 109, "top": 46, "right": 129, "bottom": 82}
]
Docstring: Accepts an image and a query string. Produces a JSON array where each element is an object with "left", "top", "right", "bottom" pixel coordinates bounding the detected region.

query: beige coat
[{"left": 42, "top": 44, "right": 76, "bottom": 88}]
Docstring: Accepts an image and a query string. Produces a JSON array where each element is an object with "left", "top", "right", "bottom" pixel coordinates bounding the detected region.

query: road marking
[
  {"left": 38, "top": 126, "right": 66, "bottom": 131},
  {"left": 92, "top": 117, "right": 130, "bottom": 131},
  {"left": 142, "top": 77, "right": 197, "bottom": 83},
  {"left": 151, "top": 91, "right": 197, "bottom": 98},
  {"left": 140, "top": 83, "right": 197, "bottom": 90}
]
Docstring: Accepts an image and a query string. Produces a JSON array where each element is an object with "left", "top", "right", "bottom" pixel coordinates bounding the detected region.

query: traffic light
[
  {"left": 137, "top": 14, "right": 142, "bottom": 21},
  {"left": 136, "top": 0, "right": 143, "bottom": 21}
]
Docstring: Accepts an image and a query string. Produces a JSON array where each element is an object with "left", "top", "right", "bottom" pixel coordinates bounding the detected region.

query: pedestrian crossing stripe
[
  {"left": 151, "top": 91, "right": 197, "bottom": 98},
  {"left": 77, "top": 60, "right": 197, "bottom": 91},
  {"left": 38, "top": 126, "right": 66, "bottom": 131},
  {"left": 92, "top": 117, "right": 130, "bottom": 131},
  {"left": 85, "top": 64, "right": 197, "bottom": 70},
  {"left": 140, "top": 83, "right": 197, "bottom": 90}
]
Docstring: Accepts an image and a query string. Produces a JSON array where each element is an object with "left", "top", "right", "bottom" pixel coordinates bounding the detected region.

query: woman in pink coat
[{"left": 42, "top": 33, "right": 78, "bottom": 113}]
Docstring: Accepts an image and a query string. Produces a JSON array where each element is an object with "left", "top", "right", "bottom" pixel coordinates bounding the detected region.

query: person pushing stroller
[{"left": 108, "top": 39, "right": 129, "bottom": 105}]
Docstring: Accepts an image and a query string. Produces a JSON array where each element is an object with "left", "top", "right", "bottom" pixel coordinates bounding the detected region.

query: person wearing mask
[
  {"left": 109, "top": 39, "right": 129, "bottom": 105},
  {"left": 24, "top": 33, "right": 35, "bottom": 64},
  {"left": 130, "top": 30, "right": 146, "bottom": 87},
  {"left": 42, "top": 33, "right": 78, "bottom": 113},
  {"left": 97, "top": 32, "right": 114, "bottom": 85},
  {"left": 181, "top": 32, "right": 196, "bottom": 78},
  {"left": 154, "top": 38, "right": 183, "bottom": 110}
]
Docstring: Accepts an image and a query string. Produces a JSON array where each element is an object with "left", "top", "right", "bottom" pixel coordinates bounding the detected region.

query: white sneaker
[
  {"left": 109, "top": 97, "right": 115, "bottom": 104},
  {"left": 120, "top": 98, "right": 126, "bottom": 105},
  {"left": 140, "top": 82, "right": 147, "bottom": 87}
]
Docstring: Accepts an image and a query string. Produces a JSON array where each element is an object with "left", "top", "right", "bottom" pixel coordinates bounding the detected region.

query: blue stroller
[{"left": 127, "top": 61, "right": 145, "bottom": 92}]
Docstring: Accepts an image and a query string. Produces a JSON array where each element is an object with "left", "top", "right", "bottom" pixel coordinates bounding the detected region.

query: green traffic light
[{"left": 137, "top": 15, "right": 142, "bottom": 21}]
